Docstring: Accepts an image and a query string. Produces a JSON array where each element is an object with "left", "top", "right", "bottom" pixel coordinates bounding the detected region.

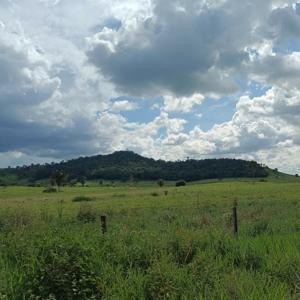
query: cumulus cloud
[
  {"left": 149, "top": 86, "right": 300, "bottom": 173},
  {"left": 163, "top": 94, "right": 204, "bottom": 113},
  {"left": 86, "top": 0, "right": 298, "bottom": 98},
  {"left": 110, "top": 100, "right": 139, "bottom": 112},
  {"left": 87, "top": 0, "right": 245, "bottom": 97},
  {"left": 0, "top": 1, "right": 116, "bottom": 158},
  {"left": 1, "top": 0, "right": 300, "bottom": 174}
]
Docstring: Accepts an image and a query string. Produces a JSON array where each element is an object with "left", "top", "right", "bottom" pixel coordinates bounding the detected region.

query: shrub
[
  {"left": 72, "top": 196, "right": 94, "bottom": 202},
  {"left": 112, "top": 194, "right": 126, "bottom": 198},
  {"left": 76, "top": 204, "right": 98, "bottom": 223},
  {"left": 23, "top": 243, "right": 102, "bottom": 300},
  {"left": 175, "top": 180, "right": 186, "bottom": 187},
  {"left": 69, "top": 179, "right": 77, "bottom": 186},
  {"left": 43, "top": 187, "right": 57, "bottom": 193},
  {"left": 151, "top": 192, "right": 159, "bottom": 197}
]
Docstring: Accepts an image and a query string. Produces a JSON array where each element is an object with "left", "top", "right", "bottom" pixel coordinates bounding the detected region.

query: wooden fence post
[
  {"left": 100, "top": 215, "right": 107, "bottom": 234},
  {"left": 232, "top": 206, "right": 238, "bottom": 236}
]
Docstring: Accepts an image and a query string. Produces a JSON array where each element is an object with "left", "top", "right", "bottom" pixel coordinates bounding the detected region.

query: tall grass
[{"left": 0, "top": 181, "right": 299, "bottom": 299}]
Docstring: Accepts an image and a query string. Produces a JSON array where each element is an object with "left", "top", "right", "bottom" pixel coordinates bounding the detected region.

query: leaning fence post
[
  {"left": 232, "top": 205, "right": 238, "bottom": 236},
  {"left": 100, "top": 215, "right": 107, "bottom": 234}
]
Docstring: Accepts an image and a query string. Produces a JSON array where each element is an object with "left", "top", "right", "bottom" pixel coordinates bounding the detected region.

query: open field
[{"left": 0, "top": 179, "right": 299, "bottom": 299}]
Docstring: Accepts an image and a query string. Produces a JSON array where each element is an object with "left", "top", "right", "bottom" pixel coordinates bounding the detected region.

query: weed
[
  {"left": 23, "top": 243, "right": 102, "bottom": 300},
  {"left": 247, "top": 220, "right": 270, "bottom": 237},
  {"left": 72, "top": 195, "right": 95, "bottom": 202},
  {"left": 144, "top": 261, "right": 180, "bottom": 299},
  {"left": 43, "top": 187, "right": 57, "bottom": 193},
  {"left": 76, "top": 204, "right": 98, "bottom": 223}
]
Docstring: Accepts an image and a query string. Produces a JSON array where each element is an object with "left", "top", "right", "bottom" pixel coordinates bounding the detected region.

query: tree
[
  {"left": 77, "top": 175, "right": 86, "bottom": 187},
  {"left": 69, "top": 179, "right": 77, "bottom": 187},
  {"left": 50, "top": 175, "right": 56, "bottom": 187},
  {"left": 157, "top": 179, "right": 164, "bottom": 187},
  {"left": 50, "top": 170, "right": 66, "bottom": 191},
  {"left": 249, "top": 161, "right": 257, "bottom": 179}
]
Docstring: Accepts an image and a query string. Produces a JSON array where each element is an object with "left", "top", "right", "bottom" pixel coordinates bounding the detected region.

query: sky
[{"left": 1, "top": 0, "right": 300, "bottom": 174}]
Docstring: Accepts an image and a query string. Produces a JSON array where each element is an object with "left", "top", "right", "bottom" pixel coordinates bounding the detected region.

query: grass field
[{"left": 0, "top": 179, "right": 299, "bottom": 299}]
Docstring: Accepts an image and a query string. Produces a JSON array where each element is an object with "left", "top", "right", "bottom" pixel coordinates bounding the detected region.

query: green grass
[{"left": 0, "top": 179, "right": 299, "bottom": 299}]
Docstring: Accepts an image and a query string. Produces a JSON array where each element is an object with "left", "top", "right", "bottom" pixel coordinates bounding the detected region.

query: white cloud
[
  {"left": 110, "top": 100, "right": 139, "bottom": 112},
  {"left": 152, "top": 86, "right": 300, "bottom": 173},
  {"left": 1, "top": 0, "right": 300, "bottom": 175},
  {"left": 163, "top": 93, "right": 204, "bottom": 113}
]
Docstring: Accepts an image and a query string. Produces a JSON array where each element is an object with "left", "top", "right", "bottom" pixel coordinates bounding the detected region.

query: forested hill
[{"left": 0, "top": 151, "right": 268, "bottom": 184}]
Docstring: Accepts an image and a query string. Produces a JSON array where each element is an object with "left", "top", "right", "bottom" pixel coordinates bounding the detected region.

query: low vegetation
[
  {"left": 0, "top": 179, "right": 299, "bottom": 299},
  {"left": 72, "top": 195, "right": 95, "bottom": 202},
  {"left": 43, "top": 186, "right": 57, "bottom": 193},
  {"left": 175, "top": 180, "right": 186, "bottom": 187}
]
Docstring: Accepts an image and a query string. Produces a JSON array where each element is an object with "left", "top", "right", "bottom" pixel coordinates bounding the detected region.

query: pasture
[{"left": 0, "top": 179, "right": 299, "bottom": 299}]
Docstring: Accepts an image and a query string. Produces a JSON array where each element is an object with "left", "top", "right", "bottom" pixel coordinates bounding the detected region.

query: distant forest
[{"left": 0, "top": 151, "right": 269, "bottom": 185}]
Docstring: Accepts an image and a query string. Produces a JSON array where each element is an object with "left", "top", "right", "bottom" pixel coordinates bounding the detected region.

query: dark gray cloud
[
  {"left": 0, "top": 117, "right": 100, "bottom": 158},
  {"left": 269, "top": 6, "right": 300, "bottom": 43},
  {"left": 87, "top": 0, "right": 253, "bottom": 97},
  {"left": 88, "top": 0, "right": 300, "bottom": 99}
]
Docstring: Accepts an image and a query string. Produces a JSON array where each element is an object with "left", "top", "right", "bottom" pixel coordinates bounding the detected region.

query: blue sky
[{"left": 1, "top": 0, "right": 300, "bottom": 174}]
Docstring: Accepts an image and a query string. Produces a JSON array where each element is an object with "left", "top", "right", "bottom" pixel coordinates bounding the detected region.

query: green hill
[{"left": 0, "top": 151, "right": 270, "bottom": 185}]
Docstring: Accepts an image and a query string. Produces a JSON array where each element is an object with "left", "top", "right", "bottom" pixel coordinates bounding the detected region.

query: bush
[
  {"left": 150, "top": 192, "right": 159, "bottom": 197},
  {"left": 43, "top": 187, "right": 57, "bottom": 193},
  {"left": 175, "top": 180, "right": 186, "bottom": 187},
  {"left": 259, "top": 179, "right": 268, "bottom": 182},
  {"left": 77, "top": 204, "right": 98, "bottom": 223},
  {"left": 72, "top": 196, "right": 94, "bottom": 202},
  {"left": 23, "top": 243, "right": 102, "bottom": 300}
]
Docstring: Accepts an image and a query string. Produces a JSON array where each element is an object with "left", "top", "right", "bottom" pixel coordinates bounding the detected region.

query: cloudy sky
[{"left": 1, "top": 0, "right": 300, "bottom": 173}]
